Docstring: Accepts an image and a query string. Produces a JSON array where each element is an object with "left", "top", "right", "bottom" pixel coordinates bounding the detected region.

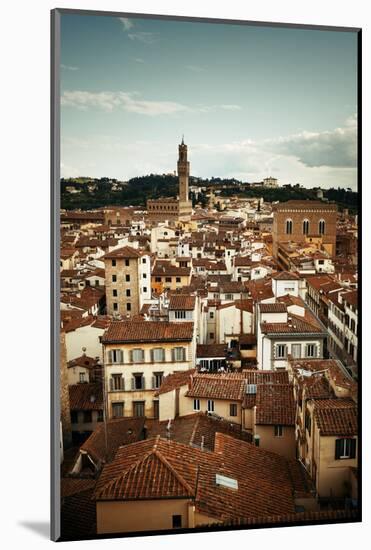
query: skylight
[{"left": 215, "top": 474, "right": 238, "bottom": 490}]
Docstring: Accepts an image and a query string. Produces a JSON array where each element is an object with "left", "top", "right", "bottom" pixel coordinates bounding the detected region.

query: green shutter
[{"left": 350, "top": 438, "right": 357, "bottom": 459}]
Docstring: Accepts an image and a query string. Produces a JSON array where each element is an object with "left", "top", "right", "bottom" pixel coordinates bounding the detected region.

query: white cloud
[
  {"left": 263, "top": 115, "right": 357, "bottom": 168},
  {"left": 118, "top": 17, "right": 134, "bottom": 31},
  {"left": 186, "top": 65, "right": 204, "bottom": 73},
  {"left": 61, "top": 64, "right": 79, "bottom": 71},
  {"left": 133, "top": 58, "right": 145, "bottom": 63},
  {"left": 61, "top": 90, "right": 242, "bottom": 116}
]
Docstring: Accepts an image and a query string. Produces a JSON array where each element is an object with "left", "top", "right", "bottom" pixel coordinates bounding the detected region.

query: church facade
[{"left": 147, "top": 138, "right": 193, "bottom": 222}]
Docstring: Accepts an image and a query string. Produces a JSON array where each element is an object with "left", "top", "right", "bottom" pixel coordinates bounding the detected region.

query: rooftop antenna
[{"left": 181, "top": 134, "right": 184, "bottom": 145}]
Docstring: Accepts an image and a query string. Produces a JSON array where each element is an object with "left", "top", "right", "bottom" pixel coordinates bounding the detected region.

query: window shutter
[
  {"left": 152, "top": 376, "right": 156, "bottom": 389},
  {"left": 350, "top": 438, "right": 356, "bottom": 459},
  {"left": 108, "top": 350, "right": 112, "bottom": 364},
  {"left": 182, "top": 347, "right": 186, "bottom": 361},
  {"left": 109, "top": 378, "right": 113, "bottom": 391},
  {"left": 120, "top": 376, "right": 124, "bottom": 390},
  {"left": 150, "top": 349, "right": 154, "bottom": 362},
  {"left": 130, "top": 350, "right": 133, "bottom": 363},
  {"left": 142, "top": 377, "right": 146, "bottom": 390},
  {"left": 119, "top": 350, "right": 124, "bottom": 363},
  {"left": 131, "top": 378, "right": 135, "bottom": 390},
  {"left": 171, "top": 348, "right": 175, "bottom": 362},
  {"left": 335, "top": 439, "right": 342, "bottom": 460}
]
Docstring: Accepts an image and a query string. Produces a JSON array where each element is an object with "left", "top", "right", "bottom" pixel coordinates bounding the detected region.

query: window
[
  {"left": 302, "top": 219, "right": 310, "bottom": 235},
  {"left": 109, "top": 349, "right": 123, "bottom": 364},
  {"left": 83, "top": 411, "right": 92, "bottom": 423},
  {"left": 97, "top": 410, "right": 104, "bottom": 422},
  {"left": 209, "top": 332, "right": 215, "bottom": 340},
  {"left": 274, "top": 425, "right": 283, "bottom": 437},
  {"left": 210, "top": 311, "right": 214, "bottom": 319},
  {"left": 131, "top": 349, "right": 144, "bottom": 363},
  {"left": 126, "top": 303, "right": 131, "bottom": 311},
  {"left": 112, "top": 402, "right": 124, "bottom": 418},
  {"left": 70, "top": 411, "right": 78, "bottom": 424},
  {"left": 126, "top": 289, "right": 131, "bottom": 297},
  {"left": 285, "top": 219, "right": 293, "bottom": 235},
  {"left": 113, "top": 302, "right": 118, "bottom": 311},
  {"left": 175, "top": 310, "right": 186, "bottom": 319},
  {"left": 291, "top": 344, "right": 301, "bottom": 359},
  {"left": 142, "top": 258, "right": 146, "bottom": 264},
  {"left": 165, "top": 277, "right": 172, "bottom": 283},
  {"left": 153, "top": 400, "right": 159, "bottom": 419},
  {"left": 176, "top": 277, "right": 181, "bottom": 283},
  {"left": 143, "top": 287, "right": 147, "bottom": 293},
  {"left": 152, "top": 348, "right": 165, "bottom": 362},
  {"left": 132, "top": 374, "right": 145, "bottom": 390},
  {"left": 207, "top": 400, "right": 215, "bottom": 412},
  {"left": 276, "top": 344, "right": 287, "bottom": 358},
  {"left": 110, "top": 374, "right": 124, "bottom": 391},
  {"left": 155, "top": 277, "right": 161, "bottom": 282},
  {"left": 305, "top": 344, "right": 317, "bottom": 358},
  {"left": 112, "top": 274, "right": 117, "bottom": 282},
  {"left": 193, "top": 399, "right": 200, "bottom": 411},
  {"left": 133, "top": 401, "right": 145, "bottom": 417},
  {"left": 230, "top": 403, "right": 238, "bottom": 417},
  {"left": 172, "top": 515, "right": 182, "bottom": 529},
  {"left": 152, "top": 372, "right": 164, "bottom": 389},
  {"left": 335, "top": 438, "right": 356, "bottom": 459},
  {"left": 112, "top": 289, "right": 118, "bottom": 297},
  {"left": 125, "top": 259, "right": 130, "bottom": 266},
  {"left": 79, "top": 372, "right": 86, "bottom": 383},
  {"left": 225, "top": 293, "right": 233, "bottom": 300},
  {"left": 319, "top": 219, "right": 326, "bottom": 235},
  {"left": 112, "top": 259, "right": 116, "bottom": 267},
  {"left": 173, "top": 347, "right": 186, "bottom": 361},
  {"left": 126, "top": 274, "right": 130, "bottom": 282}
]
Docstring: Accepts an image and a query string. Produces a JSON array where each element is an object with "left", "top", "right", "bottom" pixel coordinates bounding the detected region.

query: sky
[{"left": 60, "top": 13, "right": 358, "bottom": 189}]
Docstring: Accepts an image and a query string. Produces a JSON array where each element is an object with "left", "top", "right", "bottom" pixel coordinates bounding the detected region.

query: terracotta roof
[
  {"left": 146, "top": 412, "right": 252, "bottom": 450},
  {"left": 155, "top": 369, "right": 196, "bottom": 395},
  {"left": 312, "top": 399, "right": 357, "bottom": 436},
  {"left": 68, "top": 383, "right": 103, "bottom": 411},
  {"left": 186, "top": 373, "right": 246, "bottom": 401},
  {"left": 197, "top": 344, "right": 228, "bottom": 358},
  {"left": 104, "top": 246, "right": 142, "bottom": 259},
  {"left": 342, "top": 290, "right": 358, "bottom": 308},
  {"left": 260, "top": 313, "right": 324, "bottom": 335},
  {"left": 260, "top": 303, "right": 287, "bottom": 313},
  {"left": 255, "top": 384, "right": 296, "bottom": 426},
  {"left": 94, "top": 434, "right": 299, "bottom": 521},
  {"left": 152, "top": 263, "right": 191, "bottom": 277},
  {"left": 61, "top": 480, "right": 96, "bottom": 540},
  {"left": 81, "top": 417, "right": 147, "bottom": 464},
  {"left": 168, "top": 294, "right": 196, "bottom": 310},
  {"left": 102, "top": 321, "right": 194, "bottom": 344}
]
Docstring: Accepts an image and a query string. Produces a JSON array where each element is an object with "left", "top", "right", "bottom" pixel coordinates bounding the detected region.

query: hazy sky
[{"left": 60, "top": 13, "right": 358, "bottom": 189}]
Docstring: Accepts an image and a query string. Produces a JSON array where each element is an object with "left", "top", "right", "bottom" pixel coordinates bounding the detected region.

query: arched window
[
  {"left": 303, "top": 219, "right": 310, "bottom": 235},
  {"left": 285, "top": 219, "right": 293, "bottom": 235},
  {"left": 319, "top": 219, "right": 325, "bottom": 235}
]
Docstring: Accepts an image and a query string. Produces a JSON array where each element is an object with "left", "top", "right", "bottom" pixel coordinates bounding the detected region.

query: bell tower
[{"left": 177, "top": 136, "right": 189, "bottom": 203}]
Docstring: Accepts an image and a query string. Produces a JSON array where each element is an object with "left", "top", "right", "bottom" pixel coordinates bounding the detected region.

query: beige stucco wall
[
  {"left": 254, "top": 424, "right": 296, "bottom": 459},
  {"left": 180, "top": 395, "right": 242, "bottom": 425},
  {"left": 159, "top": 389, "right": 176, "bottom": 422},
  {"left": 316, "top": 434, "right": 357, "bottom": 498},
  {"left": 96, "top": 498, "right": 191, "bottom": 534}
]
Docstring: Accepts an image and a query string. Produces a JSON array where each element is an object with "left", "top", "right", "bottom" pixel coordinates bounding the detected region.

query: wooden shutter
[
  {"left": 119, "top": 350, "right": 124, "bottom": 363},
  {"left": 335, "top": 438, "right": 342, "bottom": 460},
  {"left": 129, "top": 350, "right": 133, "bottom": 363},
  {"left": 131, "top": 377, "right": 135, "bottom": 390},
  {"left": 109, "top": 378, "right": 113, "bottom": 391},
  {"left": 108, "top": 350, "right": 113, "bottom": 364},
  {"left": 150, "top": 349, "right": 154, "bottom": 363},
  {"left": 152, "top": 376, "right": 155, "bottom": 389},
  {"left": 142, "top": 376, "right": 146, "bottom": 390},
  {"left": 171, "top": 348, "right": 175, "bottom": 362},
  {"left": 350, "top": 438, "right": 357, "bottom": 459},
  {"left": 120, "top": 376, "right": 124, "bottom": 390}
]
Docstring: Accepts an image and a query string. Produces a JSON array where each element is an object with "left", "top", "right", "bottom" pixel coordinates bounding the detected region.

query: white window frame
[
  {"left": 276, "top": 344, "right": 287, "bottom": 359},
  {"left": 339, "top": 438, "right": 351, "bottom": 458},
  {"left": 193, "top": 399, "right": 200, "bottom": 411},
  {"left": 274, "top": 425, "right": 284, "bottom": 437},
  {"left": 306, "top": 344, "right": 316, "bottom": 358}
]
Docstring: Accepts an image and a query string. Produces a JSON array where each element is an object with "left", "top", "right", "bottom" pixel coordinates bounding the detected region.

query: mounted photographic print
[{"left": 51, "top": 8, "right": 361, "bottom": 542}]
